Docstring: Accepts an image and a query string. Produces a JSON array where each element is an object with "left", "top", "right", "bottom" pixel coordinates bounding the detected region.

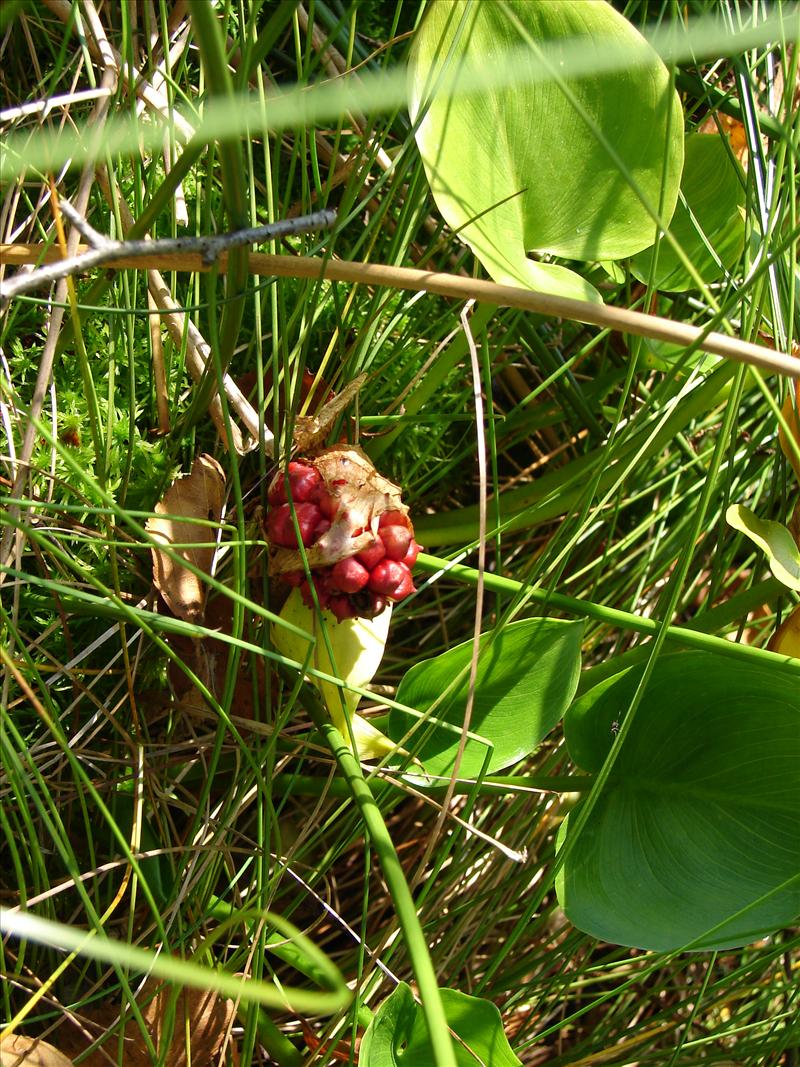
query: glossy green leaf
[
  {"left": 360, "top": 982, "right": 521, "bottom": 1067},
  {"left": 409, "top": 0, "right": 683, "bottom": 302},
  {"left": 389, "top": 618, "right": 583, "bottom": 778},
  {"left": 559, "top": 653, "right": 800, "bottom": 951},
  {"left": 726, "top": 503, "right": 800, "bottom": 591},
  {"left": 637, "top": 295, "right": 720, "bottom": 372},
  {"left": 639, "top": 335, "right": 721, "bottom": 374},
  {"left": 631, "top": 132, "right": 745, "bottom": 291}
]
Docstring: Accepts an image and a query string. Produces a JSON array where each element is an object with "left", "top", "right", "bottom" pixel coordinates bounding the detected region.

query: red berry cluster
[{"left": 266, "top": 459, "right": 421, "bottom": 621}]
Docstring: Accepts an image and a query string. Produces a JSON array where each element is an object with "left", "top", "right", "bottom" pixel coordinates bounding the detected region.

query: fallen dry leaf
[
  {"left": 0, "top": 1035, "right": 74, "bottom": 1067},
  {"left": 140, "top": 984, "right": 237, "bottom": 1067},
  {"left": 699, "top": 111, "right": 750, "bottom": 166},
  {"left": 166, "top": 592, "right": 270, "bottom": 719},
  {"left": 769, "top": 601, "right": 800, "bottom": 657},
  {"left": 147, "top": 454, "right": 226, "bottom": 623},
  {"left": 293, "top": 372, "right": 366, "bottom": 452},
  {"left": 722, "top": 114, "right": 749, "bottom": 164},
  {"left": 778, "top": 384, "right": 800, "bottom": 486},
  {"left": 53, "top": 983, "right": 238, "bottom": 1067}
]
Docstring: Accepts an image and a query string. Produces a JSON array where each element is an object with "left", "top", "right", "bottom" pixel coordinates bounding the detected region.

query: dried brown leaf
[
  {"left": 698, "top": 111, "right": 750, "bottom": 166},
  {"left": 769, "top": 600, "right": 800, "bottom": 657},
  {"left": 52, "top": 983, "right": 238, "bottom": 1067},
  {"left": 293, "top": 373, "right": 366, "bottom": 452},
  {"left": 772, "top": 601, "right": 800, "bottom": 657},
  {"left": 778, "top": 384, "right": 800, "bottom": 487},
  {"left": 141, "top": 984, "right": 237, "bottom": 1067},
  {"left": 147, "top": 454, "right": 225, "bottom": 623},
  {"left": 0, "top": 1035, "right": 75, "bottom": 1067},
  {"left": 166, "top": 594, "right": 268, "bottom": 718}
]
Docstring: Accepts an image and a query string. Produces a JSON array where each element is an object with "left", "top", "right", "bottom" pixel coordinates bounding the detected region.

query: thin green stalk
[
  {"left": 63, "top": 285, "right": 104, "bottom": 480},
  {"left": 299, "top": 682, "right": 458, "bottom": 1067},
  {"left": 4, "top": 11, "right": 791, "bottom": 182},
  {"left": 415, "top": 553, "right": 800, "bottom": 676},
  {"left": 252, "top": 1010, "right": 304, "bottom": 1067}
]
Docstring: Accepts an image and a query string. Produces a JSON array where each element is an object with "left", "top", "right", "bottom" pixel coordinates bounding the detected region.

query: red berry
[
  {"left": 378, "top": 524, "right": 412, "bottom": 561},
  {"left": 268, "top": 461, "right": 323, "bottom": 505},
  {"left": 368, "top": 559, "right": 416, "bottom": 600},
  {"left": 356, "top": 539, "right": 386, "bottom": 569},
  {"left": 267, "top": 502, "right": 322, "bottom": 547},
  {"left": 330, "top": 557, "right": 370, "bottom": 594},
  {"left": 313, "top": 517, "right": 331, "bottom": 539},
  {"left": 328, "top": 596, "right": 356, "bottom": 622},
  {"left": 267, "top": 504, "right": 294, "bottom": 546},
  {"left": 379, "top": 510, "right": 409, "bottom": 529},
  {"left": 268, "top": 454, "right": 419, "bottom": 620},
  {"left": 300, "top": 578, "right": 331, "bottom": 610},
  {"left": 317, "top": 490, "right": 339, "bottom": 520},
  {"left": 401, "top": 540, "right": 421, "bottom": 568}
]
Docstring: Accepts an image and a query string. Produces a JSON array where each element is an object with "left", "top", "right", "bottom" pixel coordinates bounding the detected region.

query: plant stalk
[
  {"left": 3, "top": 246, "right": 798, "bottom": 378},
  {"left": 416, "top": 553, "right": 800, "bottom": 677},
  {"left": 300, "top": 682, "right": 458, "bottom": 1067}
]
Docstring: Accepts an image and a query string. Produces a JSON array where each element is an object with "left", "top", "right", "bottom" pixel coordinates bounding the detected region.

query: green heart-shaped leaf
[
  {"left": 389, "top": 618, "right": 583, "bottom": 777},
  {"left": 631, "top": 132, "right": 746, "bottom": 291},
  {"left": 360, "top": 982, "right": 521, "bottom": 1067},
  {"left": 410, "top": 0, "right": 683, "bottom": 301},
  {"left": 559, "top": 653, "right": 800, "bottom": 951}
]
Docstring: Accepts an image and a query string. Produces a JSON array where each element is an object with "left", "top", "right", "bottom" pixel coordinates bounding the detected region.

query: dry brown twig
[
  {"left": 4, "top": 242, "right": 799, "bottom": 381},
  {"left": 0, "top": 201, "right": 337, "bottom": 307}
]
